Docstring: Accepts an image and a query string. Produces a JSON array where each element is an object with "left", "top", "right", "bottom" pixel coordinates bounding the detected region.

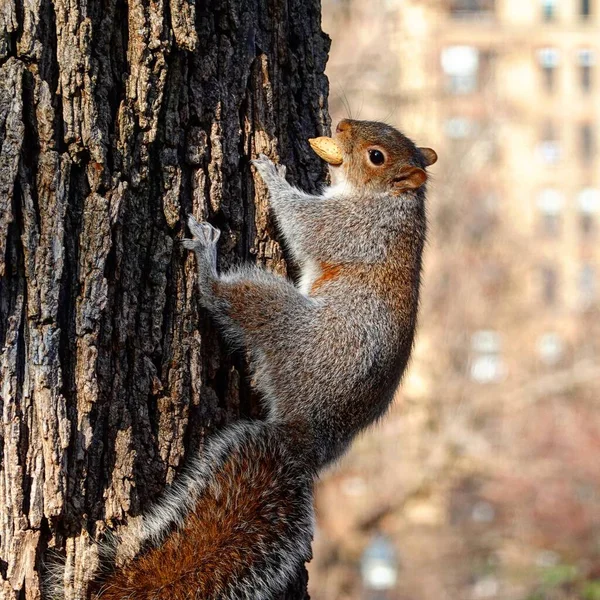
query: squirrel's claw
[
  {"left": 254, "top": 153, "right": 269, "bottom": 162},
  {"left": 252, "top": 154, "right": 286, "bottom": 181},
  {"left": 183, "top": 215, "right": 221, "bottom": 249}
]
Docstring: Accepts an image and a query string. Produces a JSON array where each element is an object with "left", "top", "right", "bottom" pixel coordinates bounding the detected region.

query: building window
[
  {"left": 580, "top": 123, "right": 595, "bottom": 162},
  {"left": 581, "top": 212, "right": 595, "bottom": 235},
  {"left": 541, "top": 0, "right": 557, "bottom": 21},
  {"left": 537, "top": 188, "right": 563, "bottom": 236},
  {"left": 441, "top": 46, "right": 480, "bottom": 94},
  {"left": 537, "top": 332, "right": 564, "bottom": 365},
  {"left": 541, "top": 266, "right": 558, "bottom": 306},
  {"left": 450, "top": 0, "right": 495, "bottom": 18},
  {"left": 538, "top": 48, "right": 560, "bottom": 92},
  {"left": 470, "top": 330, "right": 505, "bottom": 383},
  {"left": 578, "top": 187, "right": 600, "bottom": 236},
  {"left": 581, "top": 0, "right": 592, "bottom": 18},
  {"left": 579, "top": 264, "right": 596, "bottom": 308},
  {"left": 578, "top": 49, "right": 595, "bottom": 92},
  {"left": 538, "top": 121, "right": 561, "bottom": 164}
]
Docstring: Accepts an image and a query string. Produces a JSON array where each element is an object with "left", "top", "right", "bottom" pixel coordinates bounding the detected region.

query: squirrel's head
[{"left": 310, "top": 119, "right": 437, "bottom": 197}]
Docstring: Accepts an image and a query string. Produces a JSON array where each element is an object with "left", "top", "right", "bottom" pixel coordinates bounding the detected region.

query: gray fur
[
  {"left": 187, "top": 151, "right": 426, "bottom": 467},
  {"left": 62, "top": 121, "right": 429, "bottom": 599}
]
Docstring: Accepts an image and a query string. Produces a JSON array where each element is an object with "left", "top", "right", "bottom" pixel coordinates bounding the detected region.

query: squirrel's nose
[{"left": 336, "top": 119, "right": 352, "bottom": 133}]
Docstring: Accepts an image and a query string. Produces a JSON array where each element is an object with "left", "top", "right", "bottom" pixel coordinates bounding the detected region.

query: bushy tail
[
  {"left": 84, "top": 420, "right": 315, "bottom": 599},
  {"left": 43, "top": 549, "right": 67, "bottom": 600}
]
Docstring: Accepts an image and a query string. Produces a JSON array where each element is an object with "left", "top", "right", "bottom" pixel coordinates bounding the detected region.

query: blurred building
[
  {"left": 433, "top": 0, "right": 599, "bottom": 377},
  {"left": 312, "top": 1, "right": 600, "bottom": 599}
]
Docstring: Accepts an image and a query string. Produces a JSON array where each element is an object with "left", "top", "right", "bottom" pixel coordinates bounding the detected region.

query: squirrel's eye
[{"left": 368, "top": 149, "right": 385, "bottom": 166}]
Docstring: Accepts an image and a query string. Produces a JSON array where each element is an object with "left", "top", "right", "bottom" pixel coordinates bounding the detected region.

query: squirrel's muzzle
[{"left": 308, "top": 137, "right": 343, "bottom": 166}]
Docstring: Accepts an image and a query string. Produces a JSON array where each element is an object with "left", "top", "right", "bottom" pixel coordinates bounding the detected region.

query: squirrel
[{"left": 65, "top": 119, "right": 437, "bottom": 599}]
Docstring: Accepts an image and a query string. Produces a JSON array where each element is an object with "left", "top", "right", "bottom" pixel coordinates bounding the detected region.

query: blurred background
[{"left": 307, "top": 1, "right": 600, "bottom": 598}]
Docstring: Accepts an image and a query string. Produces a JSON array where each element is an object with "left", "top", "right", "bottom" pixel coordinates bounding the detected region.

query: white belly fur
[{"left": 298, "top": 259, "right": 321, "bottom": 296}]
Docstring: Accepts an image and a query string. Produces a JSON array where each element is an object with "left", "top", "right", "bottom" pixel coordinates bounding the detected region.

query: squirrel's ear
[
  {"left": 419, "top": 147, "right": 438, "bottom": 167},
  {"left": 393, "top": 167, "right": 427, "bottom": 193}
]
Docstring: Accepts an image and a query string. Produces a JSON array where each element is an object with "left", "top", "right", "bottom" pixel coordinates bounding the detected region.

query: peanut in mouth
[{"left": 308, "top": 137, "right": 343, "bottom": 166}]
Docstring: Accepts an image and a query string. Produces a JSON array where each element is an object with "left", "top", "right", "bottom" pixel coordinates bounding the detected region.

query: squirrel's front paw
[
  {"left": 183, "top": 215, "right": 221, "bottom": 250},
  {"left": 252, "top": 154, "right": 286, "bottom": 182}
]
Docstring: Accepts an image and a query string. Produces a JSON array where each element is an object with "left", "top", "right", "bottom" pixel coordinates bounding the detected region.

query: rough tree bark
[{"left": 0, "top": 0, "right": 330, "bottom": 596}]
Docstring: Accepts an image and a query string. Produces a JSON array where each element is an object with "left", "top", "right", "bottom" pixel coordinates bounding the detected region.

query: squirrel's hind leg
[
  {"left": 210, "top": 265, "right": 316, "bottom": 348},
  {"left": 185, "top": 215, "right": 318, "bottom": 415},
  {"left": 184, "top": 215, "right": 316, "bottom": 346}
]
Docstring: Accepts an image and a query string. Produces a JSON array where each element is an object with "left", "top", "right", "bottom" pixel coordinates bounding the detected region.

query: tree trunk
[{"left": 0, "top": 0, "right": 330, "bottom": 596}]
